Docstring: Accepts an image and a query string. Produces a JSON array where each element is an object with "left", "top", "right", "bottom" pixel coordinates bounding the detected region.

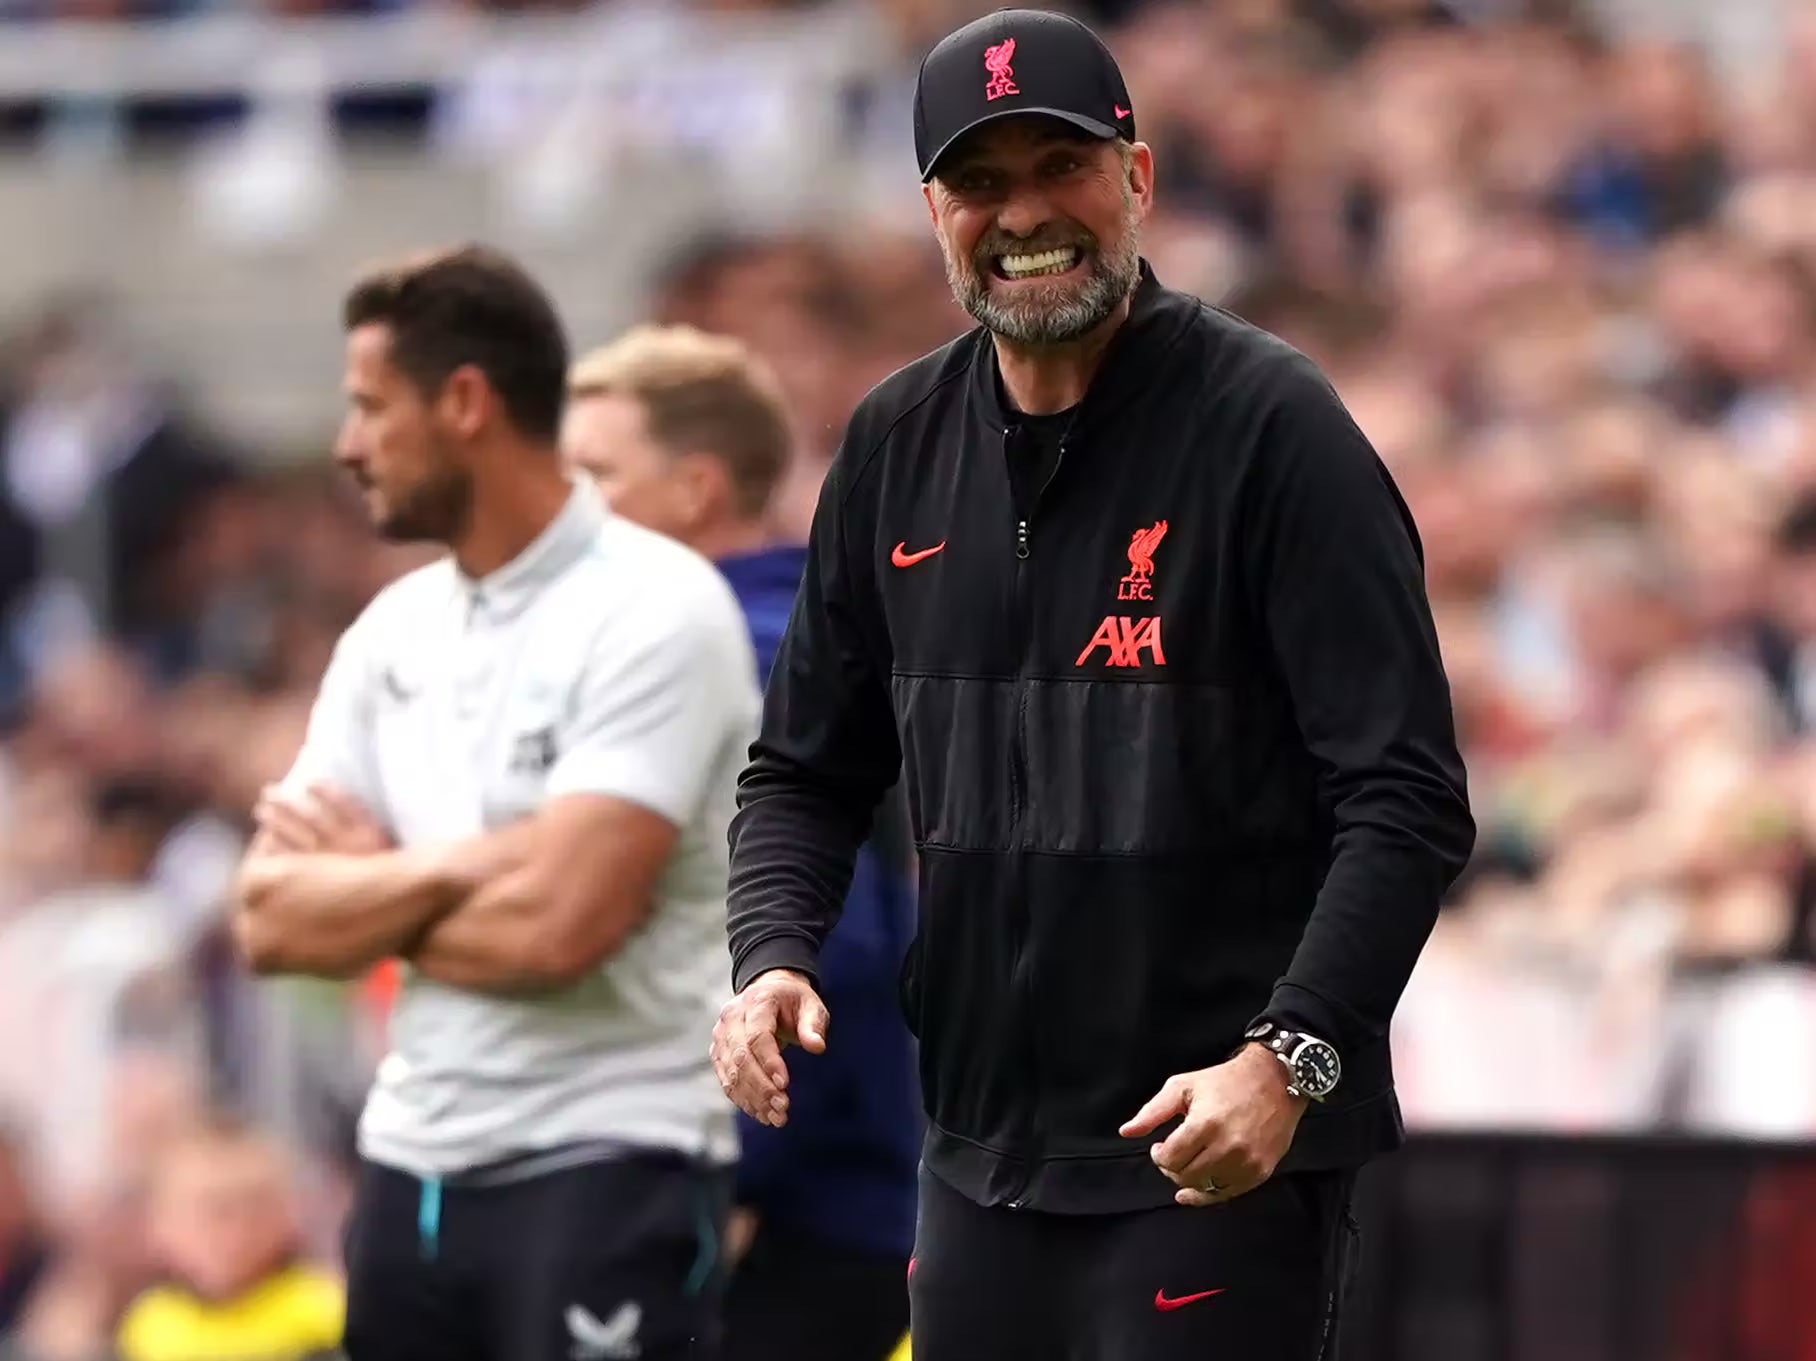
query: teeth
[{"left": 999, "top": 246, "right": 1079, "bottom": 277}]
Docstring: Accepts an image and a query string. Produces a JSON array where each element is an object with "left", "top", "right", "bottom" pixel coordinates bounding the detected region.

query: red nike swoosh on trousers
[
  {"left": 1154, "top": 1288, "right": 1225, "bottom": 1312},
  {"left": 891, "top": 541, "right": 946, "bottom": 567}
]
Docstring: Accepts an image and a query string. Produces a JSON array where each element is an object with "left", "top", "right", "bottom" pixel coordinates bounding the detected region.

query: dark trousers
[
  {"left": 343, "top": 1154, "right": 730, "bottom": 1361},
  {"left": 909, "top": 1165, "right": 1358, "bottom": 1361},
  {"left": 723, "top": 1222, "right": 909, "bottom": 1361}
]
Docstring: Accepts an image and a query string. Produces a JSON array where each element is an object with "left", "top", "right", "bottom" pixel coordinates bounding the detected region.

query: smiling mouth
[{"left": 991, "top": 245, "right": 1084, "bottom": 280}]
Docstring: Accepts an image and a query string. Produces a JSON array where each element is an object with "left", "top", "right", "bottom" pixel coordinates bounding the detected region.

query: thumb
[
  {"left": 793, "top": 989, "right": 830, "bottom": 1054},
  {"left": 1120, "top": 1076, "right": 1188, "bottom": 1139}
]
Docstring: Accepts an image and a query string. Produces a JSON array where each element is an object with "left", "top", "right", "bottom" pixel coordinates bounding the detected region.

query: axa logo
[
  {"left": 1075, "top": 615, "right": 1166, "bottom": 668},
  {"left": 983, "top": 37, "right": 1019, "bottom": 101},
  {"left": 1078, "top": 519, "right": 1169, "bottom": 668}
]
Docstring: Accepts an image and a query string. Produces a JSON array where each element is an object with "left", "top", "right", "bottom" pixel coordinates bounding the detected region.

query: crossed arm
[{"left": 232, "top": 785, "right": 679, "bottom": 994}]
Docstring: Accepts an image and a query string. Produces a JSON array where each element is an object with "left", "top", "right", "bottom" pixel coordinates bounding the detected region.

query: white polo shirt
[{"left": 278, "top": 479, "right": 758, "bottom": 1177}]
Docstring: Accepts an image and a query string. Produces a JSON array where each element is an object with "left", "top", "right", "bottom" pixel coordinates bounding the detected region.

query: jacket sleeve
[
  {"left": 1241, "top": 355, "right": 1476, "bottom": 1059},
  {"left": 727, "top": 440, "right": 903, "bottom": 993}
]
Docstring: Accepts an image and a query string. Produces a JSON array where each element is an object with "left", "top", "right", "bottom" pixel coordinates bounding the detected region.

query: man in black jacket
[{"left": 710, "top": 9, "right": 1474, "bottom": 1359}]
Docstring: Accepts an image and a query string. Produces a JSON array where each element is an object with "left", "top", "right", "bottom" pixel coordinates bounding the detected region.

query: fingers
[
  {"left": 1151, "top": 1109, "right": 1221, "bottom": 1176},
  {"left": 1174, "top": 1162, "right": 1267, "bottom": 1208},
  {"left": 1164, "top": 1139, "right": 1274, "bottom": 1208},
  {"left": 1120, "top": 1074, "right": 1189, "bottom": 1139},
  {"left": 309, "top": 784, "right": 369, "bottom": 829},
  {"left": 710, "top": 998, "right": 791, "bottom": 1128},
  {"left": 257, "top": 784, "right": 334, "bottom": 834},
  {"left": 747, "top": 1027, "right": 790, "bottom": 1101},
  {"left": 254, "top": 793, "right": 326, "bottom": 853},
  {"left": 1158, "top": 1132, "right": 1222, "bottom": 1185},
  {"left": 1174, "top": 1186, "right": 1228, "bottom": 1208},
  {"left": 712, "top": 1036, "right": 783, "bottom": 1123},
  {"left": 258, "top": 784, "right": 389, "bottom": 855},
  {"left": 310, "top": 784, "right": 392, "bottom": 846}
]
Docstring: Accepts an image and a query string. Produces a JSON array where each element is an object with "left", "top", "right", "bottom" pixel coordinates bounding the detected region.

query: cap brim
[{"left": 920, "top": 107, "right": 1121, "bottom": 182}]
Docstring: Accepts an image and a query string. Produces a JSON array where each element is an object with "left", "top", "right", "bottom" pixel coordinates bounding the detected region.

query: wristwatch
[{"left": 1243, "top": 1021, "right": 1341, "bottom": 1102}]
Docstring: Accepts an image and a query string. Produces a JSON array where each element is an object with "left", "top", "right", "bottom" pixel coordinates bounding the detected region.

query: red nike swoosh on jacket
[
  {"left": 1154, "top": 1288, "right": 1225, "bottom": 1312},
  {"left": 891, "top": 541, "right": 946, "bottom": 568}
]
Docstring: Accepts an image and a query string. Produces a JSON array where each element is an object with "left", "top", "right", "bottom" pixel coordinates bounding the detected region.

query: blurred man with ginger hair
[{"left": 566, "top": 325, "right": 919, "bottom": 1361}]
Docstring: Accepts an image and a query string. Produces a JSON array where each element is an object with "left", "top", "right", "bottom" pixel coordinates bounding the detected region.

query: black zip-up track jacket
[{"left": 728, "top": 265, "right": 1475, "bottom": 1215}]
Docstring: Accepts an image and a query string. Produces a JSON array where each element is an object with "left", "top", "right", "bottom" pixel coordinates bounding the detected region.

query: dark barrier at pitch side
[{"left": 1337, "top": 1133, "right": 1816, "bottom": 1361}]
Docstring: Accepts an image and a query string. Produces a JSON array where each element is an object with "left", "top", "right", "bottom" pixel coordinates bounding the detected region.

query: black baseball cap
[{"left": 913, "top": 8, "right": 1135, "bottom": 183}]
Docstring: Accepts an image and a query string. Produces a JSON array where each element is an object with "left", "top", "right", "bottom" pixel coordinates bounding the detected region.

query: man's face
[
  {"left": 562, "top": 393, "right": 697, "bottom": 542},
  {"left": 335, "top": 323, "right": 475, "bottom": 543},
  {"left": 152, "top": 1143, "right": 294, "bottom": 1301},
  {"left": 925, "top": 118, "right": 1151, "bottom": 346}
]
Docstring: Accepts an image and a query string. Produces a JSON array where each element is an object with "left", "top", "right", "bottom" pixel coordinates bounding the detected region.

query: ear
[
  {"left": 437, "top": 364, "right": 491, "bottom": 441},
  {"left": 1127, "top": 141, "right": 1156, "bottom": 223},
  {"left": 923, "top": 181, "right": 940, "bottom": 228},
  {"left": 672, "top": 452, "right": 734, "bottom": 526}
]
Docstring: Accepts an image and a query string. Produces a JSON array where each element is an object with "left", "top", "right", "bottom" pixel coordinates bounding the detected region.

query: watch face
[{"left": 1293, "top": 1041, "right": 1341, "bottom": 1099}]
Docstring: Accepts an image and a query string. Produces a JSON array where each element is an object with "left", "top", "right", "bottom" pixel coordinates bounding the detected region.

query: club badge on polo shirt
[
  {"left": 566, "top": 1301, "right": 641, "bottom": 1361},
  {"left": 508, "top": 725, "right": 558, "bottom": 776}
]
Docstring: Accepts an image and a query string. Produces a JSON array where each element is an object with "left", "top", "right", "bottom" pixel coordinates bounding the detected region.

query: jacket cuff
[
  {"left": 732, "top": 936, "right": 822, "bottom": 994},
  {"left": 1249, "top": 982, "right": 1356, "bottom": 1058}
]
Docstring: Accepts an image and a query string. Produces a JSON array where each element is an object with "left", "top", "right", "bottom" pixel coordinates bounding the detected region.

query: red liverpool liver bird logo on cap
[{"left": 983, "top": 37, "right": 1019, "bottom": 101}]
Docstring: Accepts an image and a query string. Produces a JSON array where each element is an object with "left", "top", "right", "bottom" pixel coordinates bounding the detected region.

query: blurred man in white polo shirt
[
  {"left": 231, "top": 245, "right": 758, "bottom": 1361},
  {"left": 564, "top": 325, "right": 920, "bottom": 1361}
]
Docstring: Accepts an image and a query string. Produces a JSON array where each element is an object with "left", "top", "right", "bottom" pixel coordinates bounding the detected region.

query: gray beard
[{"left": 943, "top": 221, "right": 1141, "bottom": 346}]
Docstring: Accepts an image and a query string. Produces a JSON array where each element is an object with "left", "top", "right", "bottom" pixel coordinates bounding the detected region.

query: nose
[
  {"left": 994, "top": 186, "right": 1056, "bottom": 242},
  {"left": 331, "top": 419, "right": 362, "bottom": 470}
]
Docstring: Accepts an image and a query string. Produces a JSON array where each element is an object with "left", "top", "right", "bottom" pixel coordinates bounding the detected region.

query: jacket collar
[
  {"left": 456, "top": 476, "right": 603, "bottom": 622},
  {"left": 965, "top": 259, "right": 1199, "bottom": 434}
]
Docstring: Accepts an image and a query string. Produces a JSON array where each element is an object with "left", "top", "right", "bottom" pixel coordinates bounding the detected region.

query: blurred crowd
[
  {"left": 4, "top": 0, "right": 1816, "bottom": 1356},
  {"left": 0, "top": 0, "right": 1137, "bottom": 22}
]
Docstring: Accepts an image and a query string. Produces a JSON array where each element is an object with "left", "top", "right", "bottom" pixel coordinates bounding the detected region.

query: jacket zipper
[{"left": 1004, "top": 429, "right": 1067, "bottom": 1209}]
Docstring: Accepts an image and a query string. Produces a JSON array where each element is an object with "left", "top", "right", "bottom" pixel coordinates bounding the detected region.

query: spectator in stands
[
  {"left": 0, "top": 1122, "right": 52, "bottom": 1338},
  {"left": 0, "top": 771, "right": 204, "bottom": 1219},
  {"left": 0, "top": 298, "right": 242, "bottom": 712},
  {"left": 1762, "top": 491, "right": 1816, "bottom": 731},
  {"left": 115, "top": 1116, "right": 342, "bottom": 1361},
  {"left": 565, "top": 325, "right": 919, "bottom": 1361}
]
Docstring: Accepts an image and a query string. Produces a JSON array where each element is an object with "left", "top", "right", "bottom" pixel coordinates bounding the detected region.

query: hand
[
  {"left": 254, "top": 783, "right": 394, "bottom": 856},
  {"left": 710, "top": 969, "right": 829, "bottom": 1128},
  {"left": 1119, "top": 1044, "right": 1309, "bottom": 1207}
]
